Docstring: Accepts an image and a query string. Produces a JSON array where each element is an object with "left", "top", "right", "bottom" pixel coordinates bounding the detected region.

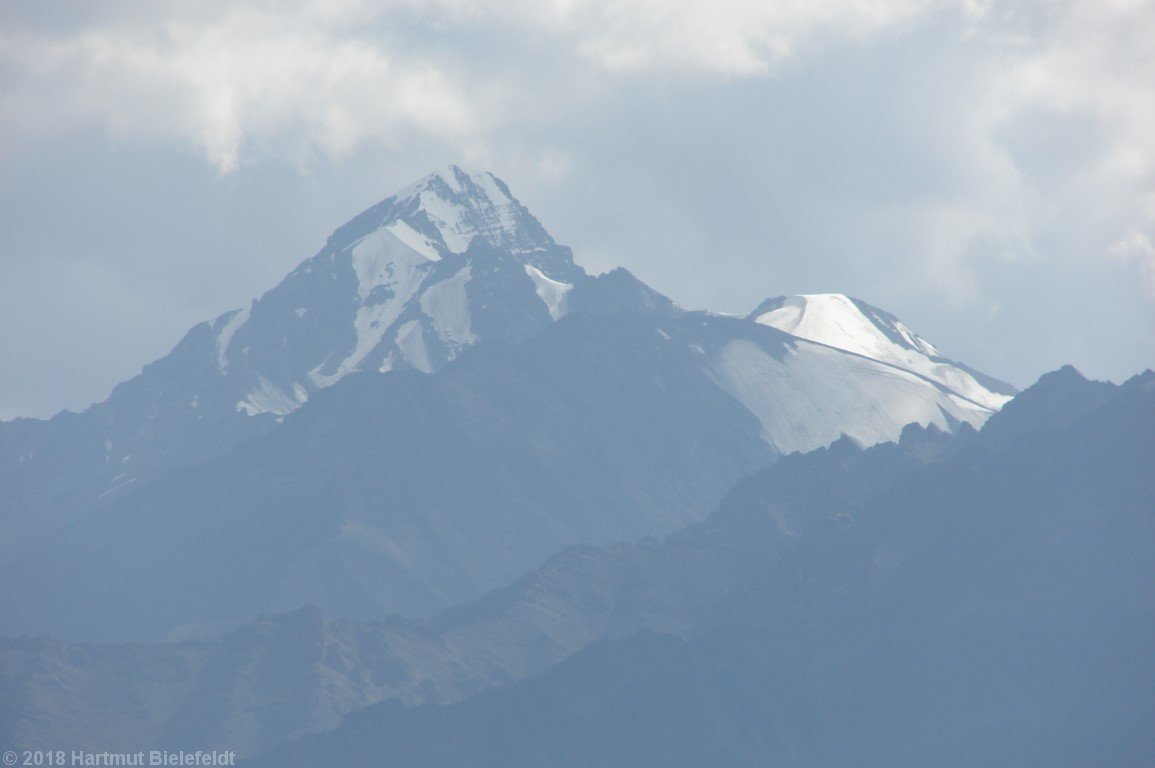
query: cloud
[
  {"left": 851, "top": 0, "right": 1155, "bottom": 305},
  {"left": 1, "top": 0, "right": 939, "bottom": 172},
  {"left": 1110, "top": 193, "right": 1155, "bottom": 297},
  {"left": 8, "top": 0, "right": 1144, "bottom": 305},
  {"left": 970, "top": 0, "right": 1155, "bottom": 282},
  {"left": 517, "top": 0, "right": 930, "bottom": 75},
  {"left": 1111, "top": 228, "right": 1155, "bottom": 296},
  {"left": 1, "top": 2, "right": 488, "bottom": 172},
  {"left": 4, "top": 1, "right": 1148, "bottom": 258},
  {"left": 993, "top": 0, "right": 1155, "bottom": 179}
]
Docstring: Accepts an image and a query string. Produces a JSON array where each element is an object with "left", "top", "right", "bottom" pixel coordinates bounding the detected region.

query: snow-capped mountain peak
[
  {"left": 330, "top": 165, "right": 576, "bottom": 277},
  {"left": 751, "top": 294, "right": 939, "bottom": 359},
  {"left": 394, "top": 165, "right": 530, "bottom": 253},
  {"left": 749, "top": 293, "right": 1015, "bottom": 411},
  {"left": 207, "top": 167, "right": 586, "bottom": 417}
]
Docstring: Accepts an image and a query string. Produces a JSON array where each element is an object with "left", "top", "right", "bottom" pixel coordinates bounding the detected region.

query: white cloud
[
  {"left": 1, "top": 0, "right": 940, "bottom": 172},
  {"left": 1110, "top": 228, "right": 1155, "bottom": 296},
  {"left": 559, "top": 0, "right": 929, "bottom": 75},
  {"left": 1, "top": 2, "right": 488, "bottom": 172},
  {"left": 1110, "top": 193, "right": 1155, "bottom": 297},
  {"left": 405, "top": 0, "right": 931, "bottom": 75},
  {"left": 858, "top": 0, "right": 1155, "bottom": 304},
  {"left": 995, "top": 0, "right": 1155, "bottom": 293}
]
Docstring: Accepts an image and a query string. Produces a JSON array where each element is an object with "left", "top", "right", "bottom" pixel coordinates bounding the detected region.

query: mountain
[
  {"left": 1, "top": 167, "right": 1016, "bottom": 645},
  {"left": 210, "top": 165, "right": 586, "bottom": 415},
  {"left": 0, "top": 367, "right": 1082, "bottom": 758},
  {"left": 0, "top": 313, "right": 770, "bottom": 641},
  {"left": 248, "top": 368, "right": 1155, "bottom": 768},
  {"left": 0, "top": 401, "right": 967, "bottom": 757},
  {"left": 750, "top": 293, "right": 1015, "bottom": 411},
  {"left": 4, "top": 362, "right": 1135, "bottom": 761},
  {"left": 0, "top": 167, "right": 587, "bottom": 518},
  {"left": 1, "top": 172, "right": 1011, "bottom": 514},
  {"left": 0, "top": 167, "right": 675, "bottom": 599},
  {"left": 1, "top": 306, "right": 1016, "bottom": 643}
]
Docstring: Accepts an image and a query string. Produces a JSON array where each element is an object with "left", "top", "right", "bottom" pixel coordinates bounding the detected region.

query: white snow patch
[
  {"left": 436, "top": 165, "right": 465, "bottom": 194},
  {"left": 351, "top": 227, "right": 434, "bottom": 302},
  {"left": 754, "top": 294, "right": 1011, "bottom": 411},
  {"left": 472, "top": 171, "right": 514, "bottom": 209},
  {"left": 215, "top": 306, "right": 250, "bottom": 373},
  {"left": 418, "top": 188, "right": 475, "bottom": 253},
  {"left": 384, "top": 220, "right": 442, "bottom": 261},
  {"left": 395, "top": 319, "right": 433, "bottom": 374},
  {"left": 946, "top": 391, "right": 993, "bottom": 416},
  {"left": 708, "top": 339, "right": 993, "bottom": 455},
  {"left": 420, "top": 265, "right": 476, "bottom": 346},
  {"left": 400, "top": 168, "right": 522, "bottom": 255},
  {"left": 524, "top": 264, "right": 572, "bottom": 320},
  {"left": 310, "top": 227, "right": 434, "bottom": 388},
  {"left": 756, "top": 294, "right": 933, "bottom": 359},
  {"left": 236, "top": 375, "right": 303, "bottom": 416}
]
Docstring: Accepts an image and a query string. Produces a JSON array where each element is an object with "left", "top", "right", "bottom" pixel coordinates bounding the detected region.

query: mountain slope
[
  {"left": 0, "top": 313, "right": 770, "bottom": 642},
  {"left": 4, "top": 368, "right": 1122, "bottom": 759},
  {"left": 214, "top": 165, "right": 584, "bottom": 414},
  {"left": 0, "top": 168, "right": 579, "bottom": 516},
  {"left": 0, "top": 412, "right": 964, "bottom": 757},
  {"left": 251, "top": 368, "right": 1155, "bottom": 768},
  {"left": 751, "top": 293, "right": 1015, "bottom": 410},
  {"left": 0, "top": 303, "right": 1019, "bottom": 644}
]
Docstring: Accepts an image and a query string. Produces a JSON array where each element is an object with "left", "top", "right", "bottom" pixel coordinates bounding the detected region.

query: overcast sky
[{"left": 1, "top": 0, "right": 1153, "bottom": 420}]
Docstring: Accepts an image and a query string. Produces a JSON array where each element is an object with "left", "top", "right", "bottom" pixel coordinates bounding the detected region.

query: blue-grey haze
[
  {"left": 247, "top": 368, "right": 1155, "bottom": 768},
  {"left": 6, "top": 366, "right": 1149, "bottom": 763}
]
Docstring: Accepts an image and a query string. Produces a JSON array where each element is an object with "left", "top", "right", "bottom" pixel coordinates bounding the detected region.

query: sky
[{"left": 1, "top": 0, "right": 1153, "bottom": 420}]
